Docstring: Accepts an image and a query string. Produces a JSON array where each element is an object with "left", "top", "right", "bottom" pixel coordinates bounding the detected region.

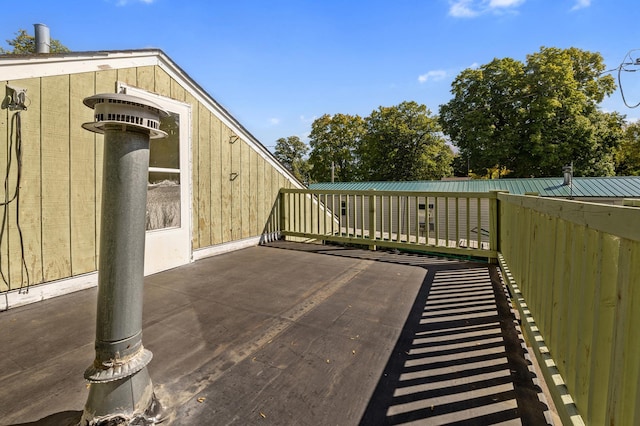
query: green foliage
[
  {"left": 616, "top": 121, "right": 640, "bottom": 176},
  {"left": 0, "top": 28, "right": 70, "bottom": 54},
  {"left": 451, "top": 154, "right": 470, "bottom": 177},
  {"left": 440, "top": 58, "right": 524, "bottom": 178},
  {"left": 308, "top": 113, "right": 366, "bottom": 182},
  {"left": 306, "top": 103, "right": 452, "bottom": 182},
  {"left": 440, "top": 46, "right": 620, "bottom": 177},
  {"left": 274, "top": 136, "right": 310, "bottom": 183},
  {"left": 360, "top": 101, "right": 453, "bottom": 181}
]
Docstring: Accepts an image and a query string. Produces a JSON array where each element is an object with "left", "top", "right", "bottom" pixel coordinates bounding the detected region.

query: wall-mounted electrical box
[{"left": 5, "top": 85, "right": 28, "bottom": 111}]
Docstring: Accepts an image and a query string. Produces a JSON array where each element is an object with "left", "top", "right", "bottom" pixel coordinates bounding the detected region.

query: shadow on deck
[
  {"left": 273, "top": 242, "right": 552, "bottom": 425},
  {"left": 0, "top": 241, "right": 551, "bottom": 425}
]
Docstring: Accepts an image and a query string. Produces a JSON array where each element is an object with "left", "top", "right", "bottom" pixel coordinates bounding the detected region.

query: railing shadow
[{"left": 264, "top": 241, "right": 550, "bottom": 425}]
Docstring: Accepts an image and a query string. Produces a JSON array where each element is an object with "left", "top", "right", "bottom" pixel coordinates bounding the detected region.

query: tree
[
  {"left": 308, "top": 113, "right": 366, "bottom": 182},
  {"left": 440, "top": 47, "right": 619, "bottom": 178},
  {"left": 439, "top": 58, "right": 524, "bottom": 178},
  {"left": 0, "top": 28, "right": 70, "bottom": 54},
  {"left": 616, "top": 121, "right": 640, "bottom": 176},
  {"left": 360, "top": 101, "right": 453, "bottom": 181},
  {"left": 582, "top": 110, "right": 625, "bottom": 176},
  {"left": 274, "top": 136, "right": 310, "bottom": 182}
]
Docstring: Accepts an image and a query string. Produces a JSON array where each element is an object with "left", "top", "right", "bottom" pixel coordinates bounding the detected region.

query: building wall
[{"left": 0, "top": 65, "right": 293, "bottom": 293}]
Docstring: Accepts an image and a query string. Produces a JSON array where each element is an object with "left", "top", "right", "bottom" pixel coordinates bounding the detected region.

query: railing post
[
  {"left": 489, "top": 190, "right": 508, "bottom": 263},
  {"left": 280, "top": 190, "right": 287, "bottom": 237},
  {"left": 369, "top": 192, "right": 377, "bottom": 251}
]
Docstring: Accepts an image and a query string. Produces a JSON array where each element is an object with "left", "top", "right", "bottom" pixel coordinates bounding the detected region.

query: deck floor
[{"left": 0, "top": 241, "right": 552, "bottom": 425}]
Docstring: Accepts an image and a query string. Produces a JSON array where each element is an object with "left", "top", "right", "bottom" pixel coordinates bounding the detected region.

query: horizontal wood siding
[{"left": 1, "top": 64, "right": 294, "bottom": 293}]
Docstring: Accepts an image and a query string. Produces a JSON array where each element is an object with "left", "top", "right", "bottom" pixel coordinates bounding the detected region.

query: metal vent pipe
[
  {"left": 562, "top": 163, "right": 573, "bottom": 186},
  {"left": 80, "top": 93, "right": 167, "bottom": 425},
  {"left": 33, "top": 23, "right": 50, "bottom": 54}
]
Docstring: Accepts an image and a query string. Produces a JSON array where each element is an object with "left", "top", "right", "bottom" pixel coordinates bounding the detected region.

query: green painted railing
[
  {"left": 279, "top": 188, "right": 500, "bottom": 260},
  {"left": 498, "top": 193, "right": 640, "bottom": 426},
  {"left": 277, "top": 188, "right": 640, "bottom": 425}
]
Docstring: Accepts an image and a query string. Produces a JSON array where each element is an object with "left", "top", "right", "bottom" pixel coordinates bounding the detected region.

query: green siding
[{"left": 0, "top": 56, "right": 297, "bottom": 293}]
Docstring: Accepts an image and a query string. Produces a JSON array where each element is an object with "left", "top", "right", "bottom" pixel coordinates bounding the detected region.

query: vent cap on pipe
[
  {"left": 82, "top": 93, "right": 168, "bottom": 139},
  {"left": 562, "top": 163, "right": 573, "bottom": 186}
]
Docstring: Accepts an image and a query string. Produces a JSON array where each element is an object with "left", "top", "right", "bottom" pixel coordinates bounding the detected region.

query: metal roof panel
[{"left": 309, "top": 177, "right": 640, "bottom": 198}]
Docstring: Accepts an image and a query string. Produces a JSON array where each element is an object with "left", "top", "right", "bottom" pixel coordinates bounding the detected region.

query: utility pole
[{"left": 80, "top": 93, "right": 167, "bottom": 425}]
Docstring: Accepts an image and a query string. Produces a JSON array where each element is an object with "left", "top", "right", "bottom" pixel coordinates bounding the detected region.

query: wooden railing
[
  {"left": 276, "top": 188, "right": 640, "bottom": 425},
  {"left": 498, "top": 193, "right": 640, "bottom": 426},
  {"left": 279, "top": 188, "right": 500, "bottom": 260}
]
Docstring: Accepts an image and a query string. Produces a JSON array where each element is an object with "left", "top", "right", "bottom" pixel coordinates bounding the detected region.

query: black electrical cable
[
  {"left": 0, "top": 112, "right": 30, "bottom": 292},
  {"left": 616, "top": 49, "right": 640, "bottom": 109},
  {"left": 15, "top": 112, "right": 29, "bottom": 292}
]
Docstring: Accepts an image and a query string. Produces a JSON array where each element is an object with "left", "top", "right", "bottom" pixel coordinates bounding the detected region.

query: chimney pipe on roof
[
  {"left": 33, "top": 23, "right": 50, "bottom": 53},
  {"left": 562, "top": 163, "right": 573, "bottom": 186}
]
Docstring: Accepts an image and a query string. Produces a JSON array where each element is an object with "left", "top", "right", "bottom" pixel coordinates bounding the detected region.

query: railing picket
[
  {"left": 345, "top": 194, "right": 350, "bottom": 237},
  {"left": 455, "top": 197, "right": 460, "bottom": 248},
  {"left": 466, "top": 197, "right": 471, "bottom": 250},
  {"left": 308, "top": 192, "right": 312, "bottom": 234},
  {"left": 426, "top": 196, "right": 431, "bottom": 244},
  {"left": 379, "top": 195, "right": 384, "bottom": 240},
  {"left": 445, "top": 196, "right": 450, "bottom": 248},
  {"left": 434, "top": 196, "right": 439, "bottom": 246},
  {"left": 361, "top": 194, "right": 365, "bottom": 238},
  {"left": 405, "top": 196, "right": 410, "bottom": 243},
  {"left": 414, "top": 196, "right": 419, "bottom": 244},
  {"left": 397, "top": 195, "right": 400, "bottom": 241},
  {"left": 387, "top": 195, "right": 392, "bottom": 241},
  {"left": 477, "top": 197, "right": 482, "bottom": 249},
  {"left": 278, "top": 188, "right": 497, "bottom": 259},
  {"left": 316, "top": 193, "right": 320, "bottom": 235},
  {"left": 369, "top": 193, "right": 376, "bottom": 247}
]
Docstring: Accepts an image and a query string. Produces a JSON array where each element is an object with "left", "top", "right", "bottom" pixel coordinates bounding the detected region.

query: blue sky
[{"left": 5, "top": 0, "right": 640, "bottom": 150}]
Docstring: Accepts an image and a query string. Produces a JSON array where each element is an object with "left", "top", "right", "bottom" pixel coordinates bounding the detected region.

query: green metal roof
[{"left": 309, "top": 176, "right": 640, "bottom": 198}]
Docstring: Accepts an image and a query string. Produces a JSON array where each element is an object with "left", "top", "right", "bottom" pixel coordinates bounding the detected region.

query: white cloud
[
  {"left": 489, "top": 0, "right": 525, "bottom": 7},
  {"left": 116, "top": 0, "right": 156, "bottom": 5},
  {"left": 571, "top": 0, "right": 591, "bottom": 11},
  {"left": 448, "top": 0, "right": 525, "bottom": 18},
  {"left": 269, "top": 118, "right": 281, "bottom": 125},
  {"left": 449, "top": 0, "right": 478, "bottom": 17},
  {"left": 299, "top": 115, "right": 317, "bottom": 124},
  {"left": 418, "top": 70, "right": 447, "bottom": 83}
]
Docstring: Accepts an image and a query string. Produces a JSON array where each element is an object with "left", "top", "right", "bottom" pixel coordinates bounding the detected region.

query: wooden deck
[{"left": 0, "top": 242, "right": 553, "bottom": 425}]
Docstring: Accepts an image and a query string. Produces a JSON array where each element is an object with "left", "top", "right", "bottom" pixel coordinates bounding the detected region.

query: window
[{"left": 146, "top": 112, "right": 181, "bottom": 231}]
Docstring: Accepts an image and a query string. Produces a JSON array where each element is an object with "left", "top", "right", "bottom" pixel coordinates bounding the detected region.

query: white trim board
[
  {"left": 1, "top": 272, "right": 98, "bottom": 311},
  {"left": 192, "top": 236, "right": 264, "bottom": 261}
]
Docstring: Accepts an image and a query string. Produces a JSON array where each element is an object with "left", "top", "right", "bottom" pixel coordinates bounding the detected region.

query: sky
[{"left": 4, "top": 0, "right": 640, "bottom": 151}]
